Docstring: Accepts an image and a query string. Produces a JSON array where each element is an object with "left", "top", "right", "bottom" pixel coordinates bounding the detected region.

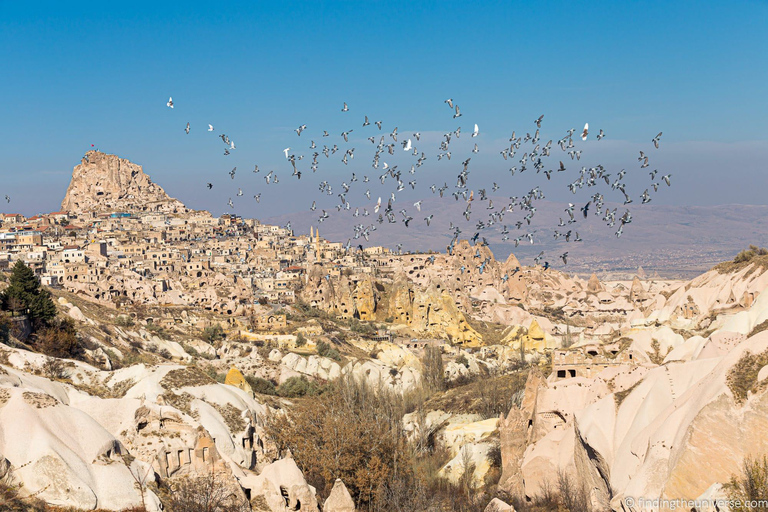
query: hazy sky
[{"left": 0, "top": 1, "right": 766, "bottom": 218}]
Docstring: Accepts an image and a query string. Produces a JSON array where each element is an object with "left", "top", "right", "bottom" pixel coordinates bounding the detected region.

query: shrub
[
  {"left": 245, "top": 375, "right": 277, "bottom": 396},
  {"left": 316, "top": 340, "right": 340, "bottom": 361},
  {"left": 727, "top": 349, "right": 768, "bottom": 403},
  {"left": 456, "top": 354, "right": 469, "bottom": 368},
  {"left": 295, "top": 332, "right": 307, "bottom": 347},
  {"left": 41, "top": 356, "right": 70, "bottom": 380},
  {"left": 277, "top": 376, "right": 319, "bottom": 397},
  {"left": 749, "top": 320, "right": 768, "bottom": 339},
  {"left": 165, "top": 472, "right": 249, "bottom": 512},
  {"left": 115, "top": 315, "right": 135, "bottom": 327},
  {"left": 203, "top": 367, "right": 226, "bottom": 384},
  {"left": 557, "top": 469, "right": 590, "bottom": 512},
  {"left": 0, "top": 315, "right": 10, "bottom": 346},
  {"left": 349, "top": 319, "right": 376, "bottom": 336},
  {"left": 201, "top": 324, "right": 225, "bottom": 344},
  {"left": 727, "top": 454, "right": 768, "bottom": 506},
  {"left": 35, "top": 318, "right": 82, "bottom": 359}
]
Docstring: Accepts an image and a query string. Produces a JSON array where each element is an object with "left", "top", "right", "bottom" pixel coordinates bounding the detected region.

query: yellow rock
[
  {"left": 224, "top": 367, "right": 252, "bottom": 395},
  {"left": 528, "top": 320, "right": 545, "bottom": 340}
]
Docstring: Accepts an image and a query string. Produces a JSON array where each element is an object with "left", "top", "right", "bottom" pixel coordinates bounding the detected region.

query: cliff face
[{"left": 61, "top": 151, "right": 186, "bottom": 214}]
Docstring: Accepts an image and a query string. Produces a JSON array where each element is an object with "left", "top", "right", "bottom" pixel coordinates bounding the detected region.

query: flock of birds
[{"left": 167, "top": 96, "right": 669, "bottom": 268}]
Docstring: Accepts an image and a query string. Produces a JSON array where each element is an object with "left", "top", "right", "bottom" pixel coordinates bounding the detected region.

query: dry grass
[
  {"left": 161, "top": 391, "right": 197, "bottom": 418},
  {"left": 160, "top": 367, "right": 215, "bottom": 389},
  {"left": 211, "top": 402, "right": 246, "bottom": 432},
  {"left": 727, "top": 349, "right": 768, "bottom": 403},
  {"left": 714, "top": 247, "right": 768, "bottom": 275},
  {"left": 614, "top": 381, "right": 641, "bottom": 407},
  {"left": 749, "top": 320, "right": 768, "bottom": 339},
  {"left": 423, "top": 372, "right": 528, "bottom": 418}
]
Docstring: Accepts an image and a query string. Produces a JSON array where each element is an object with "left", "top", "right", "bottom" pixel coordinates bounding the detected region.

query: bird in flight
[
  {"left": 185, "top": 122, "right": 190, "bottom": 134},
  {"left": 208, "top": 124, "right": 214, "bottom": 132},
  {"left": 652, "top": 132, "right": 663, "bottom": 149},
  {"left": 167, "top": 97, "right": 173, "bottom": 109},
  {"left": 581, "top": 123, "right": 589, "bottom": 141},
  {"left": 342, "top": 102, "right": 349, "bottom": 112}
]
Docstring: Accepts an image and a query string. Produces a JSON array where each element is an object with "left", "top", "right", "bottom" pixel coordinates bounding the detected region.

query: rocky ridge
[{"left": 61, "top": 151, "right": 186, "bottom": 214}]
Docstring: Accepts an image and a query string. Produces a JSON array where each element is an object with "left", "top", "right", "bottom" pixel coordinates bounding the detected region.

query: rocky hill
[{"left": 61, "top": 151, "right": 187, "bottom": 214}]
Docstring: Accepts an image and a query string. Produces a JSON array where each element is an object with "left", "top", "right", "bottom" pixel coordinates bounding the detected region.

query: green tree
[{"left": 1, "top": 261, "right": 56, "bottom": 329}]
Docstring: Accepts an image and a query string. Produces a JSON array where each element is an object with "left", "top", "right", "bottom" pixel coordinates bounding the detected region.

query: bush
[
  {"left": 41, "top": 356, "right": 69, "bottom": 380},
  {"left": 277, "top": 376, "right": 320, "bottom": 397},
  {"left": 727, "top": 349, "right": 768, "bottom": 403},
  {"left": 734, "top": 245, "right": 768, "bottom": 263},
  {"left": 316, "top": 340, "right": 340, "bottom": 361},
  {"left": 115, "top": 315, "right": 135, "bottom": 327},
  {"left": 204, "top": 366, "right": 226, "bottom": 383},
  {"left": 245, "top": 375, "right": 277, "bottom": 396},
  {"left": 35, "top": 318, "right": 82, "bottom": 359},
  {"left": 295, "top": 332, "right": 307, "bottom": 347},
  {"left": 201, "top": 324, "right": 225, "bottom": 344},
  {"left": 165, "top": 472, "right": 249, "bottom": 512},
  {"left": 456, "top": 354, "right": 469, "bottom": 368},
  {"left": 349, "top": 319, "right": 376, "bottom": 336},
  {"left": 728, "top": 454, "right": 768, "bottom": 506},
  {"left": 0, "top": 315, "right": 10, "bottom": 346}
]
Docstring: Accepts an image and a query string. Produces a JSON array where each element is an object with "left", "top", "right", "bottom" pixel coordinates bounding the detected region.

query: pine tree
[{"left": 1, "top": 260, "right": 56, "bottom": 329}]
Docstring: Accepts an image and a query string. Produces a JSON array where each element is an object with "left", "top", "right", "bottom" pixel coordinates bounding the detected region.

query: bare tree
[{"left": 167, "top": 470, "right": 249, "bottom": 512}]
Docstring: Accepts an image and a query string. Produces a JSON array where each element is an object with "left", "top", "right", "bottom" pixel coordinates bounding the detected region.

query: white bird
[
  {"left": 283, "top": 148, "right": 291, "bottom": 158},
  {"left": 374, "top": 197, "right": 381, "bottom": 213},
  {"left": 581, "top": 123, "right": 589, "bottom": 141},
  {"left": 341, "top": 102, "right": 349, "bottom": 112},
  {"left": 185, "top": 122, "right": 190, "bottom": 134},
  {"left": 403, "top": 139, "right": 412, "bottom": 151},
  {"left": 208, "top": 124, "right": 214, "bottom": 132},
  {"left": 472, "top": 124, "right": 479, "bottom": 137},
  {"left": 167, "top": 97, "right": 173, "bottom": 108}
]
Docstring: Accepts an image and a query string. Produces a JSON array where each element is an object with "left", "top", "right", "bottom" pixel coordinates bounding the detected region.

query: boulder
[
  {"left": 224, "top": 367, "right": 253, "bottom": 395},
  {"left": 323, "top": 478, "right": 355, "bottom": 512},
  {"left": 250, "top": 458, "right": 319, "bottom": 511},
  {"left": 485, "top": 498, "right": 515, "bottom": 511}
]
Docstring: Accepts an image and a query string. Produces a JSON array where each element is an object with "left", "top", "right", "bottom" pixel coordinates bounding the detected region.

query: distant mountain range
[{"left": 266, "top": 200, "right": 768, "bottom": 279}]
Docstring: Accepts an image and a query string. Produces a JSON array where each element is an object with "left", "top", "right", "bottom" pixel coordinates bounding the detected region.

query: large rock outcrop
[{"left": 61, "top": 151, "right": 186, "bottom": 214}]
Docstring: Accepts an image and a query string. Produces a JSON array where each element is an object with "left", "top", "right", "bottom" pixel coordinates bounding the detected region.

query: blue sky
[{"left": 0, "top": 1, "right": 766, "bottom": 218}]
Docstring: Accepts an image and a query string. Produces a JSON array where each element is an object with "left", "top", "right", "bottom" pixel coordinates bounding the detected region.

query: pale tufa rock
[{"left": 323, "top": 478, "right": 355, "bottom": 512}]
